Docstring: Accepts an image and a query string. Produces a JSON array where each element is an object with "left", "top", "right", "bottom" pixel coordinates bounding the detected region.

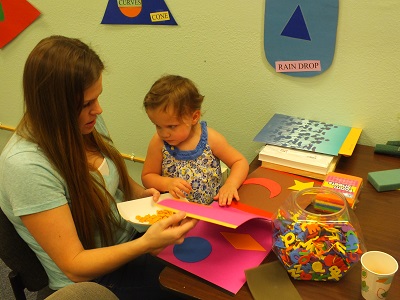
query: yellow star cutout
[{"left": 288, "top": 180, "right": 315, "bottom": 191}]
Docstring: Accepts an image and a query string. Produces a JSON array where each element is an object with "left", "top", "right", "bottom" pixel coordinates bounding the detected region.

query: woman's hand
[
  {"left": 128, "top": 176, "right": 160, "bottom": 202},
  {"left": 141, "top": 211, "right": 198, "bottom": 255},
  {"left": 140, "top": 187, "right": 160, "bottom": 202}
]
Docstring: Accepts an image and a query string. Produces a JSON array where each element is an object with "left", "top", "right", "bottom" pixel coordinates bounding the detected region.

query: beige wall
[{"left": 1, "top": 1, "right": 400, "bottom": 182}]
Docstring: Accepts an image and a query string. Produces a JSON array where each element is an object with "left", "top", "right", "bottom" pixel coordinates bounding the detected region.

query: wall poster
[{"left": 102, "top": 0, "right": 177, "bottom": 25}]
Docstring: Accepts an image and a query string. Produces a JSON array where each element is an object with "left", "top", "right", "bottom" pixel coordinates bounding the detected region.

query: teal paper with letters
[{"left": 254, "top": 114, "right": 351, "bottom": 156}]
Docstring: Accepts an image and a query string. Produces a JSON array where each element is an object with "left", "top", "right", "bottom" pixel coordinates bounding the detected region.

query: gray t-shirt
[{"left": 0, "top": 115, "right": 135, "bottom": 289}]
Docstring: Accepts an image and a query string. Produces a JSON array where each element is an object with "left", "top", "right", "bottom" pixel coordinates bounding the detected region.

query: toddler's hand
[
  {"left": 213, "top": 183, "right": 239, "bottom": 206},
  {"left": 168, "top": 178, "right": 192, "bottom": 199}
]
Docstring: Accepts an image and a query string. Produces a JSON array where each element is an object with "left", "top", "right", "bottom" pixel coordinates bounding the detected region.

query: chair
[
  {"left": 0, "top": 207, "right": 49, "bottom": 300},
  {"left": 45, "top": 282, "right": 118, "bottom": 300}
]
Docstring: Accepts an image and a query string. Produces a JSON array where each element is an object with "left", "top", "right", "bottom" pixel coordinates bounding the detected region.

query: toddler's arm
[
  {"left": 208, "top": 128, "right": 249, "bottom": 206},
  {"left": 141, "top": 134, "right": 192, "bottom": 198}
]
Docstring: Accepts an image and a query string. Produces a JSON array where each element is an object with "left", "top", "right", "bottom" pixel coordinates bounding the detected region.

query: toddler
[{"left": 141, "top": 75, "right": 249, "bottom": 206}]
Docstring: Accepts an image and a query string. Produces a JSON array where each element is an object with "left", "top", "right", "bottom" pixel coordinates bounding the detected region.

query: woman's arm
[
  {"left": 21, "top": 204, "right": 196, "bottom": 282},
  {"left": 127, "top": 176, "right": 160, "bottom": 201}
]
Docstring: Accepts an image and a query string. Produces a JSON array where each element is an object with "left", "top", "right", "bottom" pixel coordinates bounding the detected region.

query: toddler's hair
[{"left": 144, "top": 75, "right": 204, "bottom": 119}]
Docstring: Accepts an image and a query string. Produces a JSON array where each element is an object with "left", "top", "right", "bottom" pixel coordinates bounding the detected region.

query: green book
[{"left": 367, "top": 169, "right": 400, "bottom": 192}]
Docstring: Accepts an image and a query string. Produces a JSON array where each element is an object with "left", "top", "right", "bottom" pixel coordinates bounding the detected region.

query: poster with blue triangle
[
  {"left": 102, "top": 0, "right": 177, "bottom": 25},
  {"left": 264, "top": 0, "right": 339, "bottom": 77}
]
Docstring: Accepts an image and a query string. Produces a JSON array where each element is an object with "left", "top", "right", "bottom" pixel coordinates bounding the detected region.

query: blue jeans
[{"left": 93, "top": 254, "right": 180, "bottom": 300}]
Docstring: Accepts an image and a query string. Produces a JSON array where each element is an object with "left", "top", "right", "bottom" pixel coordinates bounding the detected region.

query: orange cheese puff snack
[{"left": 135, "top": 210, "right": 175, "bottom": 224}]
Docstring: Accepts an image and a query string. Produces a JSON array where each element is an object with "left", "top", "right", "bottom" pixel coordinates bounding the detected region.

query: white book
[{"left": 258, "top": 145, "right": 335, "bottom": 175}]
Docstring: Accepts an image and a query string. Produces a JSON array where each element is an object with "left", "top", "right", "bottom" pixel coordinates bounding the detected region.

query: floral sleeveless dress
[{"left": 161, "top": 121, "right": 222, "bottom": 205}]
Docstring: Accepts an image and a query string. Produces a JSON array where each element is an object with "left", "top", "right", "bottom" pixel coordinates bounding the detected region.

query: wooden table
[{"left": 159, "top": 144, "right": 400, "bottom": 299}]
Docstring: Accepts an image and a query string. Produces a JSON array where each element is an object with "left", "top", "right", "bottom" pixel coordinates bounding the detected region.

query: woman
[{"left": 0, "top": 35, "right": 196, "bottom": 299}]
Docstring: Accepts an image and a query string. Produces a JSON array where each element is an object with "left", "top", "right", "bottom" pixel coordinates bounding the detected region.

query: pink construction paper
[
  {"left": 157, "top": 199, "right": 267, "bottom": 228},
  {"left": 158, "top": 217, "right": 273, "bottom": 294}
]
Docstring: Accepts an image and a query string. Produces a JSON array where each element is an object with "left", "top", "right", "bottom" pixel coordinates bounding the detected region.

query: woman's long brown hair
[{"left": 17, "top": 36, "right": 130, "bottom": 249}]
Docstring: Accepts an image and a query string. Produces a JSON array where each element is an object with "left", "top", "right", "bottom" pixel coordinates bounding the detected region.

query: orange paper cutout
[
  {"left": 221, "top": 232, "right": 266, "bottom": 251},
  {"left": 242, "top": 177, "right": 281, "bottom": 198}
]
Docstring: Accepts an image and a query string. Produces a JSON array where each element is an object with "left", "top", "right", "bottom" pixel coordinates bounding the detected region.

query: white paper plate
[{"left": 117, "top": 193, "right": 174, "bottom": 232}]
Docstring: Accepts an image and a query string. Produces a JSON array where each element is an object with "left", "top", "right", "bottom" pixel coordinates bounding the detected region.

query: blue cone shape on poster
[
  {"left": 102, "top": 0, "right": 177, "bottom": 25},
  {"left": 264, "top": 0, "right": 339, "bottom": 77},
  {"left": 281, "top": 5, "right": 310, "bottom": 41}
]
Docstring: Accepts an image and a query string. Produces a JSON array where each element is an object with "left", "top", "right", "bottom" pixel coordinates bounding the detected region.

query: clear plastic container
[{"left": 272, "top": 187, "right": 366, "bottom": 281}]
